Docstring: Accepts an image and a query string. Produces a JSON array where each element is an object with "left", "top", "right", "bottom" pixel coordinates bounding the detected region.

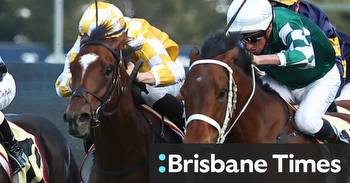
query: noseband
[{"left": 185, "top": 59, "right": 256, "bottom": 143}]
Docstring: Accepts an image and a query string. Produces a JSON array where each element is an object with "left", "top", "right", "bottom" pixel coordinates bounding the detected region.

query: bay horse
[
  {"left": 63, "top": 25, "right": 182, "bottom": 183},
  {"left": 0, "top": 114, "right": 79, "bottom": 183},
  {"left": 181, "top": 32, "right": 350, "bottom": 144}
]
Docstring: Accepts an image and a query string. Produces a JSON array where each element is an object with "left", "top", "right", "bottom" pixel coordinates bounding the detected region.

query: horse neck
[
  {"left": 93, "top": 88, "right": 151, "bottom": 172},
  {"left": 228, "top": 66, "right": 290, "bottom": 143}
]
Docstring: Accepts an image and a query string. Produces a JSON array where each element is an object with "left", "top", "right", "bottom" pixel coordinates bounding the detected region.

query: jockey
[
  {"left": 0, "top": 57, "right": 27, "bottom": 173},
  {"left": 269, "top": 0, "right": 350, "bottom": 102},
  {"left": 226, "top": 0, "right": 350, "bottom": 143},
  {"left": 55, "top": 2, "right": 185, "bottom": 128}
]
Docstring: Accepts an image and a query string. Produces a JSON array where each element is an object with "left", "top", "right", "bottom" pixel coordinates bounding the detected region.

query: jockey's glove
[{"left": 55, "top": 72, "right": 72, "bottom": 97}]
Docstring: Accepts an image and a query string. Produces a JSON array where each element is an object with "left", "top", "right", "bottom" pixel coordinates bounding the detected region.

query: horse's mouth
[
  {"left": 68, "top": 125, "right": 90, "bottom": 139},
  {"left": 69, "top": 129, "right": 89, "bottom": 139}
]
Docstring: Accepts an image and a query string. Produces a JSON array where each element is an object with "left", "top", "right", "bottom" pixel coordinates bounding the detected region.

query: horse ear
[{"left": 189, "top": 47, "right": 201, "bottom": 66}]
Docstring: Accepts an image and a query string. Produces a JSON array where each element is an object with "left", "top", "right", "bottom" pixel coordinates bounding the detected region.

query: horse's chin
[
  {"left": 68, "top": 124, "right": 90, "bottom": 139},
  {"left": 70, "top": 131, "right": 89, "bottom": 139}
]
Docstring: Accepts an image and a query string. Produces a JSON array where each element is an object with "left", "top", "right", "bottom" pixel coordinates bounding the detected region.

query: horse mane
[
  {"left": 200, "top": 31, "right": 282, "bottom": 98},
  {"left": 200, "top": 32, "right": 239, "bottom": 58},
  {"left": 80, "top": 22, "right": 113, "bottom": 45},
  {"left": 200, "top": 32, "right": 252, "bottom": 74},
  {"left": 90, "top": 22, "right": 113, "bottom": 41}
]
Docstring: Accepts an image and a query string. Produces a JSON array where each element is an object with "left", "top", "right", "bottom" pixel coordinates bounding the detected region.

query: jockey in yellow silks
[{"left": 55, "top": 2, "right": 185, "bottom": 128}]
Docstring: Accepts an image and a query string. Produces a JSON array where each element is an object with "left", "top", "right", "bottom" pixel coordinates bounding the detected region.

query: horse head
[
  {"left": 182, "top": 32, "right": 254, "bottom": 143},
  {"left": 63, "top": 24, "right": 130, "bottom": 138}
]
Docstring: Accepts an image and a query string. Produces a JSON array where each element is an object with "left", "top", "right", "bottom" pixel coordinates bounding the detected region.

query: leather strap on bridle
[{"left": 102, "top": 60, "right": 143, "bottom": 116}]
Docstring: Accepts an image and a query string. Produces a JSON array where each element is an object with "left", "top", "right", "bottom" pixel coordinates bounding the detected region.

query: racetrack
[{"left": 4, "top": 63, "right": 85, "bottom": 165}]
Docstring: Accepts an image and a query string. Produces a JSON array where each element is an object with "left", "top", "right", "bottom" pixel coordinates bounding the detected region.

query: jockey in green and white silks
[
  {"left": 226, "top": 0, "right": 350, "bottom": 143},
  {"left": 269, "top": 0, "right": 350, "bottom": 102},
  {"left": 258, "top": 7, "right": 335, "bottom": 89},
  {"left": 0, "top": 57, "right": 27, "bottom": 174}
]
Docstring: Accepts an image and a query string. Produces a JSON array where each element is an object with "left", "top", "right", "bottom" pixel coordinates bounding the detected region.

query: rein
[{"left": 185, "top": 59, "right": 256, "bottom": 143}]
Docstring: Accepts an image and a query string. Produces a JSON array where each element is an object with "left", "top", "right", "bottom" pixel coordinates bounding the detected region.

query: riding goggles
[{"left": 241, "top": 31, "right": 266, "bottom": 44}]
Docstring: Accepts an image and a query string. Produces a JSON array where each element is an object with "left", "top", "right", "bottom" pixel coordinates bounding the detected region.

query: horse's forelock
[
  {"left": 200, "top": 32, "right": 240, "bottom": 59},
  {"left": 198, "top": 32, "right": 253, "bottom": 73},
  {"left": 88, "top": 23, "right": 113, "bottom": 41}
]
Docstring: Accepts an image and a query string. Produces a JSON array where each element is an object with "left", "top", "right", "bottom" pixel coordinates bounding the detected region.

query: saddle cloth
[
  {"left": 289, "top": 104, "right": 350, "bottom": 136},
  {"left": 0, "top": 122, "right": 47, "bottom": 183},
  {"left": 324, "top": 106, "right": 350, "bottom": 135}
]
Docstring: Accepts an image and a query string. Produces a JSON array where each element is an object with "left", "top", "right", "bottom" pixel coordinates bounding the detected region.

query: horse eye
[
  {"left": 104, "top": 67, "right": 113, "bottom": 76},
  {"left": 218, "top": 89, "right": 228, "bottom": 99}
]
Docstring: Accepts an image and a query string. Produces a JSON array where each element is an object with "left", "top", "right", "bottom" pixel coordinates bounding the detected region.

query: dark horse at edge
[{"left": 0, "top": 114, "right": 79, "bottom": 183}]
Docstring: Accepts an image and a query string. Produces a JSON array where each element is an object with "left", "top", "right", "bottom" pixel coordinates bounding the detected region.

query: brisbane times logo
[{"left": 156, "top": 153, "right": 341, "bottom": 174}]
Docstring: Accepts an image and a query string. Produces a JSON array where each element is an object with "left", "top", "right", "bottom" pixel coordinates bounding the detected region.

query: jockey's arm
[
  {"left": 55, "top": 36, "right": 81, "bottom": 97},
  {"left": 136, "top": 72, "right": 156, "bottom": 84},
  {"left": 253, "top": 25, "right": 315, "bottom": 67},
  {"left": 126, "top": 62, "right": 156, "bottom": 85},
  {"left": 270, "top": 25, "right": 315, "bottom": 68},
  {"left": 132, "top": 39, "right": 182, "bottom": 86},
  {"left": 0, "top": 58, "right": 16, "bottom": 110},
  {"left": 253, "top": 54, "right": 281, "bottom": 65}
]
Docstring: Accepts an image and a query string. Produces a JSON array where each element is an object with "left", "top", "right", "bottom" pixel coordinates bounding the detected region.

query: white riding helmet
[
  {"left": 78, "top": 2, "right": 126, "bottom": 37},
  {"left": 227, "top": 0, "right": 273, "bottom": 33}
]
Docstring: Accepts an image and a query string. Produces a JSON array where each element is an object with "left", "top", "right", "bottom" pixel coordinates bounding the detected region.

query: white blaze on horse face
[
  {"left": 79, "top": 54, "right": 99, "bottom": 78},
  {"left": 196, "top": 77, "right": 203, "bottom": 83}
]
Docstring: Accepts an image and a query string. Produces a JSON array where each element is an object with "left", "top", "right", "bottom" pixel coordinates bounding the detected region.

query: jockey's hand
[
  {"left": 126, "top": 61, "right": 156, "bottom": 85},
  {"left": 252, "top": 55, "right": 261, "bottom": 65},
  {"left": 55, "top": 72, "right": 72, "bottom": 97},
  {"left": 126, "top": 62, "right": 135, "bottom": 76}
]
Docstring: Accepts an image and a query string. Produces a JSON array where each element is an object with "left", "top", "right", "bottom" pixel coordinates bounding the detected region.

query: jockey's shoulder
[{"left": 125, "top": 17, "right": 151, "bottom": 31}]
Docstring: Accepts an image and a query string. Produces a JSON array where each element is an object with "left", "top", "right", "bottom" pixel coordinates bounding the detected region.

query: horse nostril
[
  {"left": 63, "top": 113, "right": 68, "bottom": 123},
  {"left": 78, "top": 113, "right": 91, "bottom": 122}
]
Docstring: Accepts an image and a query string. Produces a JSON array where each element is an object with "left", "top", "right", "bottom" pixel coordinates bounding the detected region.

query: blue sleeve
[{"left": 298, "top": 0, "right": 339, "bottom": 39}]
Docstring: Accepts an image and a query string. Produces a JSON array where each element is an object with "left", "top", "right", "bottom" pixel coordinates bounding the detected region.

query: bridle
[
  {"left": 185, "top": 59, "right": 256, "bottom": 143},
  {"left": 71, "top": 33, "right": 142, "bottom": 128},
  {"left": 71, "top": 40, "right": 123, "bottom": 128}
]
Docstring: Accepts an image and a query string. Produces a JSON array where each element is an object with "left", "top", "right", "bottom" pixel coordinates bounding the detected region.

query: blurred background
[{"left": 1, "top": 0, "right": 349, "bottom": 165}]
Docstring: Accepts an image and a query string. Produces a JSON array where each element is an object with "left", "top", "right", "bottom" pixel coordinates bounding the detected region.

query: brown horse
[
  {"left": 63, "top": 25, "right": 181, "bottom": 183},
  {"left": 0, "top": 114, "right": 79, "bottom": 183},
  {"left": 181, "top": 32, "right": 324, "bottom": 144}
]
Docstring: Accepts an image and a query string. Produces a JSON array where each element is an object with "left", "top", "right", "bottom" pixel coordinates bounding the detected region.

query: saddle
[
  {"left": 0, "top": 121, "right": 47, "bottom": 183},
  {"left": 138, "top": 104, "right": 184, "bottom": 139},
  {"left": 278, "top": 103, "right": 350, "bottom": 143},
  {"left": 132, "top": 84, "right": 185, "bottom": 139}
]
